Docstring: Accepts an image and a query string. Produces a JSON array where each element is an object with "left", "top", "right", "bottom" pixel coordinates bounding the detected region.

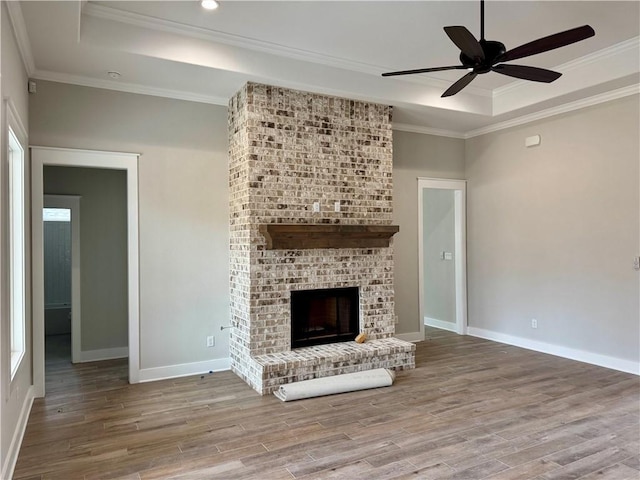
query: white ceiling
[{"left": 10, "top": 1, "right": 640, "bottom": 136}]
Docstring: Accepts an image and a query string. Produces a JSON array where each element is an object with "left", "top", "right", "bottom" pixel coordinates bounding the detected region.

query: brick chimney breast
[{"left": 228, "top": 83, "right": 415, "bottom": 395}]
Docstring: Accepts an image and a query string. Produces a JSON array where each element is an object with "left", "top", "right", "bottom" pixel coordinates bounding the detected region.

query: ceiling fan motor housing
[{"left": 460, "top": 40, "right": 506, "bottom": 73}]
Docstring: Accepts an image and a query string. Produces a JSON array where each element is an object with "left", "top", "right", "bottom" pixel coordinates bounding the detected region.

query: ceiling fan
[{"left": 382, "top": 0, "right": 595, "bottom": 97}]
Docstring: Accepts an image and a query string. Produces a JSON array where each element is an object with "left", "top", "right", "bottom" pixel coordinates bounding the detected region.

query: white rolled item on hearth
[{"left": 273, "top": 368, "right": 395, "bottom": 401}]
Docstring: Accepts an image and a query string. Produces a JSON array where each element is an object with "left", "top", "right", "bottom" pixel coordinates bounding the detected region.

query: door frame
[
  {"left": 43, "top": 195, "right": 81, "bottom": 363},
  {"left": 32, "top": 147, "right": 140, "bottom": 396},
  {"left": 418, "top": 177, "right": 467, "bottom": 338}
]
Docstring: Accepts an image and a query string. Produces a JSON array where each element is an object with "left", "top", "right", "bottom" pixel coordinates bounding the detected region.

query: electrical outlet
[
  {"left": 206, "top": 336, "right": 215, "bottom": 347},
  {"left": 312, "top": 202, "right": 320, "bottom": 213},
  {"left": 334, "top": 201, "right": 340, "bottom": 212},
  {"left": 531, "top": 318, "right": 538, "bottom": 329}
]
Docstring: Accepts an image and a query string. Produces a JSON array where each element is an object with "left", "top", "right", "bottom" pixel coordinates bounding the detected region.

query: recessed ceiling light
[
  {"left": 201, "top": 0, "right": 219, "bottom": 10},
  {"left": 107, "top": 71, "right": 121, "bottom": 80}
]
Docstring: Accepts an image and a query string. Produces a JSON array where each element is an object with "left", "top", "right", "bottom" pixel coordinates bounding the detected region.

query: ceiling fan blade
[
  {"left": 444, "top": 26, "right": 485, "bottom": 61},
  {"left": 382, "top": 65, "right": 467, "bottom": 77},
  {"left": 498, "top": 25, "right": 595, "bottom": 63},
  {"left": 442, "top": 72, "right": 477, "bottom": 97},
  {"left": 492, "top": 64, "right": 562, "bottom": 83}
]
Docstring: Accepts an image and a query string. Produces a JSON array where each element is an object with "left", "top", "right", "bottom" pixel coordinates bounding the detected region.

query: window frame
[{"left": 6, "top": 99, "right": 28, "bottom": 381}]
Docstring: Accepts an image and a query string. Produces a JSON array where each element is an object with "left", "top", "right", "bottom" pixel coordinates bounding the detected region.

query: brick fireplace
[{"left": 228, "top": 83, "right": 415, "bottom": 395}]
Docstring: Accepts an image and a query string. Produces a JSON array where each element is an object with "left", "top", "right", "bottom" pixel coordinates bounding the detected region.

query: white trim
[
  {"left": 467, "top": 327, "right": 640, "bottom": 376},
  {"left": 125, "top": 154, "right": 140, "bottom": 384},
  {"left": 0, "top": 82, "right": 3, "bottom": 453},
  {"left": 31, "top": 147, "right": 141, "bottom": 397},
  {"left": 84, "top": 3, "right": 382, "bottom": 75},
  {"left": 417, "top": 181, "right": 425, "bottom": 342},
  {"left": 31, "top": 145, "right": 140, "bottom": 157},
  {"left": 6, "top": 100, "right": 28, "bottom": 383},
  {"left": 417, "top": 178, "right": 468, "bottom": 338},
  {"left": 453, "top": 187, "right": 467, "bottom": 335},
  {"left": 1, "top": 386, "right": 34, "bottom": 480},
  {"left": 78, "top": 347, "right": 128, "bottom": 363},
  {"left": 139, "top": 358, "right": 231, "bottom": 383},
  {"left": 7, "top": 133, "right": 26, "bottom": 381},
  {"left": 467, "top": 84, "right": 640, "bottom": 138},
  {"left": 394, "top": 332, "right": 425, "bottom": 343},
  {"left": 5, "top": 1, "right": 36, "bottom": 75},
  {"left": 44, "top": 195, "right": 81, "bottom": 363},
  {"left": 5, "top": 99, "right": 27, "bottom": 144},
  {"left": 392, "top": 123, "right": 466, "bottom": 139},
  {"left": 424, "top": 317, "right": 458, "bottom": 333},
  {"left": 30, "top": 70, "right": 229, "bottom": 106}
]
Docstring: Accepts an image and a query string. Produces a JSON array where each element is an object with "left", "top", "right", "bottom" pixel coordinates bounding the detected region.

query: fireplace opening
[{"left": 291, "top": 287, "right": 359, "bottom": 349}]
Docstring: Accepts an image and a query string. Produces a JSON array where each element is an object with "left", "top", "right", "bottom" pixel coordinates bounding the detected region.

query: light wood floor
[{"left": 14, "top": 328, "right": 640, "bottom": 480}]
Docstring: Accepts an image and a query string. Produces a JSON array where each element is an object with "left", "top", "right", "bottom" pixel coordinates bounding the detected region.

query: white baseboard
[
  {"left": 139, "top": 358, "right": 231, "bottom": 383},
  {"left": 424, "top": 317, "right": 458, "bottom": 333},
  {"left": 395, "top": 332, "right": 425, "bottom": 343},
  {"left": 2, "top": 385, "right": 35, "bottom": 480},
  {"left": 467, "top": 327, "right": 640, "bottom": 376},
  {"left": 78, "top": 346, "right": 129, "bottom": 363}
]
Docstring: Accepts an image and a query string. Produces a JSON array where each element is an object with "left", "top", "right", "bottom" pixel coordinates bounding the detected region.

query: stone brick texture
[{"left": 228, "top": 83, "right": 414, "bottom": 394}]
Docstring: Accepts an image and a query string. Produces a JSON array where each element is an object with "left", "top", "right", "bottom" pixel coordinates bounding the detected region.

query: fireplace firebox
[{"left": 291, "top": 287, "right": 359, "bottom": 349}]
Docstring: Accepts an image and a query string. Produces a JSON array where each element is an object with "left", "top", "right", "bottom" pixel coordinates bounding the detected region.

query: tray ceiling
[{"left": 10, "top": 1, "right": 640, "bottom": 136}]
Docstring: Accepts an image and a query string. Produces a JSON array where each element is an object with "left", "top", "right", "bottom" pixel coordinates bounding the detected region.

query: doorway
[
  {"left": 418, "top": 178, "right": 467, "bottom": 339},
  {"left": 32, "top": 147, "right": 140, "bottom": 397},
  {"left": 43, "top": 196, "right": 80, "bottom": 365}
]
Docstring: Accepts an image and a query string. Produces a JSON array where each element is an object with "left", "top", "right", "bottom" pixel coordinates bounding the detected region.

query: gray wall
[
  {"left": 423, "top": 189, "right": 456, "bottom": 324},
  {"left": 44, "top": 220, "right": 72, "bottom": 336},
  {"left": 30, "top": 80, "right": 230, "bottom": 370},
  {"left": 44, "top": 166, "right": 128, "bottom": 352},
  {"left": 29, "top": 83, "right": 469, "bottom": 356},
  {"left": 465, "top": 95, "right": 640, "bottom": 362},
  {"left": 28, "top": 81, "right": 639, "bottom": 370},
  {"left": 43, "top": 221, "right": 71, "bottom": 307},
  {"left": 392, "top": 130, "right": 466, "bottom": 335},
  {"left": 1, "top": 2, "right": 32, "bottom": 474}
]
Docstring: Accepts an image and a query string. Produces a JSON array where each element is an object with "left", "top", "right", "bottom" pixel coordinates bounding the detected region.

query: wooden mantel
[{"left": 259, "top": 224, "right": 400, "bottom": 250}]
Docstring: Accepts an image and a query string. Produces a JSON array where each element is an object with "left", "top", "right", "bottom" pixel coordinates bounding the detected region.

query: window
[{"left": 9, "top": 124, "right": 26, "bottom": 379}]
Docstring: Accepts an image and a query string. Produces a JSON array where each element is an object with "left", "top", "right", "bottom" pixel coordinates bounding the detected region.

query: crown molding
[
  {"left": 5, "top": 1, "right": 36, "bottom": 75},
  {"left": 82, "top": 3, "right": 492, "bottom": 98},
  {"left": 392, "top": 123, "right": 465, "bottom": 139},
  {"left": 397, "top": 84, "right": 639, "bottom": 140},
  {"left": 466, "top": 83, "right": 640, "bottom": 138},
  {"left": 494, "top": 36, "right": 640, "bottom": 99},
  {"left": 82, "top": 3, "right": 387, "bottom": 76},
  {"left": 23, "top": 2, "right": 640, "bottom": 143},
  {"left": 30, "top": 70, "right": 230, "bottom": 106},
  {"left": 31, "top": 70, "right": 637, "bottom": 141}
]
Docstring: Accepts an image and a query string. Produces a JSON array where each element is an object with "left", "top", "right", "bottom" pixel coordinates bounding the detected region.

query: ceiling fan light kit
[{"left": 382, "top": 0, "right": 595, "bottom": 97}]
